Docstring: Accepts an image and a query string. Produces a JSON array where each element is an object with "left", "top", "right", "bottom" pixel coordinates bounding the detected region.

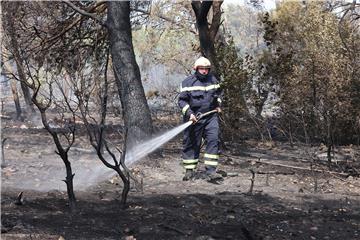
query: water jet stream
[{"left": 125, "top": 121, "right": 192, "bottom": 165}]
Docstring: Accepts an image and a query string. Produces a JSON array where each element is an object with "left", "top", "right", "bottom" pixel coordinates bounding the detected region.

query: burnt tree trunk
[
  {"left": 115, "top": 167, "right": 130, "bottom": 207},
  {"left": 3, "top": 60, "right": 22, "bottom": 120},
  {"left": 106, "top": 1, "right": 153, "bottom": 147},
  {"left": 2, "top": 2, "right": 35, "bottom": 113},
  {"left": 62, "top": 153, "right": 76, "bottom": 211},
  {"left": 10, "top": 79, "right": 22, "bottom": 120},
  {"left": 191, "top": 0, "right": 223, "bottom": 78},
  {"left": 39, "top": 110, "right": 77, "bottom": 211},
  {"left": 50, "top": 138, "right": 77, "bottom": 211}
]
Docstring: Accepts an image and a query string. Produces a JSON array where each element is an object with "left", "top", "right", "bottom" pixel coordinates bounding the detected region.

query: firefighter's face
[{"left": 198, "top": 67, "right": 210, "bottom": 75}]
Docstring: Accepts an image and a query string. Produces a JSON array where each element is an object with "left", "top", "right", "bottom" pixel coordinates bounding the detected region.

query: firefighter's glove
[{"left": 189, "top": 113, "right": 198, "bottom": 124}]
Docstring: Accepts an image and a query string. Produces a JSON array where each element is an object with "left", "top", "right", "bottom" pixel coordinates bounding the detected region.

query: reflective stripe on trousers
[{"left": 182, "top": 159, "right": 198, "bottom": 169}]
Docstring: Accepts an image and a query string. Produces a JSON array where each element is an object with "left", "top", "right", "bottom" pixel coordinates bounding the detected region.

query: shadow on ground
[{"left": 1, "top": 189, "right": 359, "bottom": 240}]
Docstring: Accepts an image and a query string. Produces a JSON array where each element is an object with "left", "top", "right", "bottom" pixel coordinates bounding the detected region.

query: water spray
[
  {"left": 3, "top": 110, "right": 219, "bottom": 191},
  {"left": 125, "top": 109, "right": 219, "bottom": 166}
]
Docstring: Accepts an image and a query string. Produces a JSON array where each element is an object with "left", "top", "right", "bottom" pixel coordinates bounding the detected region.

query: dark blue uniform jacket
[{"left": 178, "top": 73, "right": 222, "bottom": 117}]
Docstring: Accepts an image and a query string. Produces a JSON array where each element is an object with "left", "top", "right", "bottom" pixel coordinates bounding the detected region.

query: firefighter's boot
[
  {"left": 205, "top": 166, "right": 223, "bottom": 184},
  {"left": 183, "top": 169, "right": 195, "bottom": 181}
]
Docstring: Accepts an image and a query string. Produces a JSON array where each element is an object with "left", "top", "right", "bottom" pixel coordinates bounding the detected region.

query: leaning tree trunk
[{"left": 106, "top": 1, "right": 153, "bottom": 147}]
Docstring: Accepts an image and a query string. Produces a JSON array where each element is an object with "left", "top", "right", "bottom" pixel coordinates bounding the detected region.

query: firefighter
[{"left": 178, "top": 57, "right": 223, "bottom": 182}]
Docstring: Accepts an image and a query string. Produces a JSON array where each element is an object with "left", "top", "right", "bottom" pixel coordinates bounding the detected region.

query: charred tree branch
[{"left": 62, "top": 1, "right": 106, "bottom": 26}]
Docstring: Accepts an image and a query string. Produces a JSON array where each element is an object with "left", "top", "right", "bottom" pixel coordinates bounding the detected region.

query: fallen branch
[
  {"left": 254, "top": 159, "right": 351, "bottom": 177},
  {"left": 0, "top": 115, "right": 12, "bottom": 119},
  {"left": 70, "top": 147, "right": 96, "bottom": 154},
  {"left": 158, "top": 223, "right": 190, "bottom": 236},
  {"left": 327, "top": 172, "right": 360, "bottom": 188},
  {"left": 256, "top": 170, "right": 295, "bottom": 175}
]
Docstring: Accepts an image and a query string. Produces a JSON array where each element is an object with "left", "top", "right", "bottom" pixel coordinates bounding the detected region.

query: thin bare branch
[
  {"left": 132, "top": 7, "right": 196, "bottom": 34},
  {"left": 62, "top": 1, "right": 106, "bottom": 26}
]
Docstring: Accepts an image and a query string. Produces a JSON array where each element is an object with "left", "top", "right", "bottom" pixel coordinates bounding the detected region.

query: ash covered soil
[{"left": 1, "top": 117, "right": 360, "bottom": 240}]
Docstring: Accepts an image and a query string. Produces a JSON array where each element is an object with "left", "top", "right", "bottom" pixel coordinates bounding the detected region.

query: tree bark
[{"left": 106, "top": 1, "right": 153, "bottom": 147}]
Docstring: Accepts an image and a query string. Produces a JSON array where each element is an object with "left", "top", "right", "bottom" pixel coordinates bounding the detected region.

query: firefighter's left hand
[{"left": 216, "top": 107, "right": 222, "bottom": 114}]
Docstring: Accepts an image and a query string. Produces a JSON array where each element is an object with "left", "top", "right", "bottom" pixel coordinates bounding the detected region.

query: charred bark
[
  {"left": 59, "top": 149, "right": 76, "bottom": 211},
  {"left": 106, "top": 1, "right": 153, "bottom": 147}
]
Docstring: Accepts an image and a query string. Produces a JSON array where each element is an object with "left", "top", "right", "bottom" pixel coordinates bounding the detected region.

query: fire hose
[{"left": 194, "top": 109, "right": 219, "bottom": 122}]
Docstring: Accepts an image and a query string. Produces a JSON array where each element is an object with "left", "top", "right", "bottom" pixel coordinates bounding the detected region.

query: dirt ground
[{"left": 1, "top": 116, "right": 360, "bottom": 240}]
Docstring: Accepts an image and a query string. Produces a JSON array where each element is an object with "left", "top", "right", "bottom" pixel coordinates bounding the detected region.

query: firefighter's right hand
[{"left": 189, "top": 114, "right": 198, "bottom": 123}]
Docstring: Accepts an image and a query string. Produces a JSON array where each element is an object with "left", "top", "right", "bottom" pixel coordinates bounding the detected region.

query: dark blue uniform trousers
[{"left": 182, "top": 114, "right": 219, "bottom": 171}]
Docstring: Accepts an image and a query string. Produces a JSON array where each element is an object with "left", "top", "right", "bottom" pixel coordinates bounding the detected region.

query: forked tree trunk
[{"left": 39, "top": 110, "right": 76, "bottom": 211}]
